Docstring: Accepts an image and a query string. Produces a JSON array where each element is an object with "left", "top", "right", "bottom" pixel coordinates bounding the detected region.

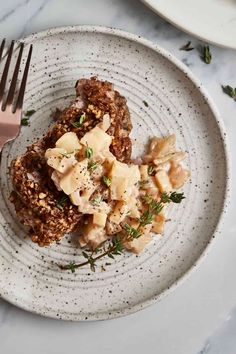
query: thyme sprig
[
  {"left": 59, "top": 236, "right": 124, "bottom": 273},
  {"left": 160, "top": 191, "right": 185, "bottom": 203},
  {"left": 125, "top": 191, "right": 185, "bottom": 240},
  {"left": 123, "top": 224, "right": 142, "bottom": 240},
  {"left": 59, "top": 192, "right": 185, "bottom": 272}
]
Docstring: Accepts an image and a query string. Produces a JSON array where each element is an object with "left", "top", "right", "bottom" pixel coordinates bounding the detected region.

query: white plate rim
[
  {"left": 140, "top": 0, "right": 236, "bottom": 49},
  {"left": 0, "top": 25, "right": 231, "bottom": 321}
]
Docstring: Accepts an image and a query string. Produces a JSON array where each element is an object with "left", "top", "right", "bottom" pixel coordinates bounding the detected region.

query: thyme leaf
[
  {"left": 60, "top": 152, "right": 71, "bottom": 159},
  {"left": 56, "top": 193, "right": 68, "bottom": 210},
  {"left": 21, "top": 109, "right": 35, "bottom": 126},
  {"left": 139, "top": 210, "right": 154, "bottom": 227},
  {"left": 201, "top": 45, "right": 212, "bottom": 64},
  {"left": 222, "top": 85, "right": 236, "bottom": 101},
  {"left": 147, "top": 165, "right": 155, "bottom": 176},
  {"left": 180, "top": 41, "right": 194, "bottom": 51},
  {"left": 85, "top": 146, "right": 93, "bottom": 159},
  {"left": 72, "top": 113, "right": 86, "bottom": 128},
  {"left": 21, "top": 118, "right": 29, "bottom": 126},
  {"left": 161, "top": 191, "right": 185, "bottom": 204},
  {"left": 102, "top": 176, "right": 112, "bottom": 187},
  {"left": 59, "top": 236, "right": 124, "bottom": 273},
  {"left": 138, "top": 180, "right": 148, "bottom": 187},
  {"left": 25, "top": 109, "right": 36, "bottom": 117},
  {"left": 123, "top": 224, "right": 142, "bottom": 239},
  {"left": 91, "top": 196, "right": 102, "bottom": 205},
  {"left": 88, "top": 160, "right": 98, "bottom": 171},
  {"left": 67, "top": 262, "right": 76, "bottom": 273}
]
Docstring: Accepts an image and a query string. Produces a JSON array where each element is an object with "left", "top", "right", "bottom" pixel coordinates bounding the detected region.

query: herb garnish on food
[
  {"left": 88, "top": 160, "right": 98, "bottom": 171},
  {"left": 143, "top": 100, "right": 149, "bottom": 107},
  {"left": 160, "top": 191, "right": 185, "bottom": 203},
  {"left": 138, "top": 180, "right": 148, "bottom": 187},
  {"left": 72, "top": 113, "right": 86, "bottom": 128},
  {"left": 85, "top": 146, "right": 93, "bottom": 159},
  {"left": 56, "top": 193, "right": 69, "bottom": 210},
  {"left": 59, "top": 192, "right": 185, "bottom": 272},
  {"left": 147, "top": 165, "right": 155, "bottom": 176},
  {"left": 124, "top": 192, "right": 185, "bottom": 242},
  {"left": 123, "top": 224, "right": 142, "bottom": 240},
  {"left": 180, "top": 41, "right": 194, "bottom": 51},
  {"left": 91, "top": 196, "right": 102, "bottom": 205},
  {"left": 222, "top": 85, "right": 236, "bottom": 101},
  {"left": 102, "top": 176, "right": 112, "bottom": 187},
  {"left": 60, "top": 152, "right": 71, "bottom": 159}
]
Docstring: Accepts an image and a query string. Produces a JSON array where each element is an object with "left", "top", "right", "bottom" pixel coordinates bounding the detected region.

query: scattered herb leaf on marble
[
  {"left": 222, "top": 85, "right": 236, "bottom": 101},
  {"left": 201, "top": 45, "right": 212, "bottom": 64},
  {"left": 180, "top": 41, "right": 194, "bottom": 51}
]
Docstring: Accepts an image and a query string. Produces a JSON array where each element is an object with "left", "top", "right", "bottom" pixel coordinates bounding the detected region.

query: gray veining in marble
[
  {"left": 198, "top": 309, "right": 236, "bottom": 354},
  {"left": 0, "top": 0, "right": 236, "bottom": 353}
]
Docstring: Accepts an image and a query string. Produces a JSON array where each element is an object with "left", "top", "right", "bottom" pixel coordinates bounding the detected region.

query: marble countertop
[{"left": 0, "top": 1, "right": 236, "bottom": 353}]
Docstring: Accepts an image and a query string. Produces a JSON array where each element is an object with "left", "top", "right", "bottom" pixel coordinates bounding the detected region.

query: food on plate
[
  {"left": 10, "top": 77, "right": 132, "bottom": 246},
  {"left": 10, "top": 77, "right": 190, "bottom": 271}
]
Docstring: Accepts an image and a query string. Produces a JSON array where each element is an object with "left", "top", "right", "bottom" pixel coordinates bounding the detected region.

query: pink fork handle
[{"left": 0, "top": 136, "right": 9, "bottom": 151}]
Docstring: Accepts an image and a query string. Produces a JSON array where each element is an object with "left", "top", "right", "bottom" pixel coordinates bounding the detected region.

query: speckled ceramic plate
[
  {"left": 0, "top": 26, "right": 230, "bottom": 321},
  {"left": 141, "top": 0, "right": 236, "bottom": 49}
]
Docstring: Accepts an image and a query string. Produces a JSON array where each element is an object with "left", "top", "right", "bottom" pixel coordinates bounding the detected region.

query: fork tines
[{"left": 0, "top": 39, "right": 33, "bottom": 112}]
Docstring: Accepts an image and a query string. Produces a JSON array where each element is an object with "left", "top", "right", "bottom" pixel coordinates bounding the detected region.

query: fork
[{"left": 0, "top": 39, "right": 33, "bottom": 151}]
